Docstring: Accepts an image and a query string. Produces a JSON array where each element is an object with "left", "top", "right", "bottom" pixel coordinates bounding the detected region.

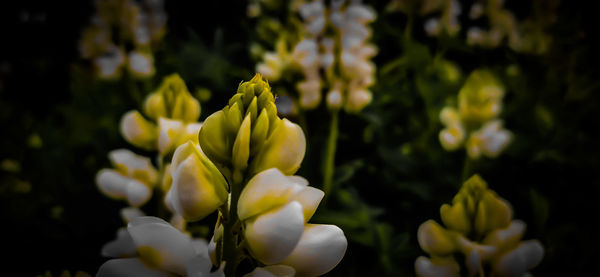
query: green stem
[
  {"left": 322, "top": 111, "right": 339, "bottom": 199},
  {"left": 461, "top": 156, "right": 474, "bottom": 183},
  {"left": 222, "top": 172, "right": 244, "bottom": 276}
]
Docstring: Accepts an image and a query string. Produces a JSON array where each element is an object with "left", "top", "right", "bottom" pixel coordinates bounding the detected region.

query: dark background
[{"left": 1, "top": 0, "right": 599, "bottom": 276}]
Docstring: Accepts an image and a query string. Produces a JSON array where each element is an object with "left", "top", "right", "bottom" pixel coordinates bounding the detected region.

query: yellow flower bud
[
  {"left": 168, "top": 141, "right": 228, "bottom": 221},
  {"left": 440, "top": 202, "right": 471, "bottom": 234},
  {"left": 143, "top": 74, "right": 200, "bottom": 122},
  {"left": 249, "top": 119, "right": 306, "bottom": 176},
  {"left": 232, "top": 115, "right": 251, "bottom": 171},
  {"left": 120, "top": 110, "right": 157, "bottom": 151},
  {"left": 198, "top": 110, "right": 232, "bottom": 165},
  {"left": 474, "top": 191, "right": 513, "bottom": 235}
]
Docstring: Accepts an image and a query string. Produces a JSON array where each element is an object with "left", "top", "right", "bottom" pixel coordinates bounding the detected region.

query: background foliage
[{"left": 1, "top": 0, "right": 599, "bottom": 276}]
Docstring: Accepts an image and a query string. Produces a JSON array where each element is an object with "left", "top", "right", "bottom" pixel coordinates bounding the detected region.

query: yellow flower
[
  {"left": 458, "top": 70, "right": 505, "bottom": 124},
  {"left": 120, "top": 110, "right": 158, "bottom": 151},
  {"left": 199, "top": 74, "right": 306, "bottom": 180},
  {"left": 144, "top": 74, "right": 201, "bottom": 123},
  {"left": 415, "top": 175, "right": 543, "bottom": 277}
]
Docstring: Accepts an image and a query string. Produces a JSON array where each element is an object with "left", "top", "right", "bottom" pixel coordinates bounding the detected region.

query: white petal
[
  {"left": 120, "top": 207, "right": 146, "bottom": 223},
  {"left": 126, "top": 179, "right": 152, "bottom": 207},
  {"left": 493, "top": 240, "right": 544, "bottom": 276},
  {"left": 101, "top": 228, "right": 137, "bottom": 258},
  {"left": 414, "top": 256, "right": 459, "bottom": 277},
  {"left": 245, "top": 201, "right": 305, "bottom": 265},
  {"left": 127, "top": 216, "right": 196, "bottom": 275},
  {"left": 238, "top": 168, "right": 307, "bottom": 220},
  {"left": 96, "top": 169, "right": 128, "bottom": 199},
  {"left": 280, "top": 224, "right": 347, "bottom": 277},
  {"left": 291, "top": 186, "right": 324, "bottom": 222},
  {"left": 158, "top": 118, "right": 184, "bottom": 155},
  {"left": 97, "top": 258, "right": 175, "bottom": 277},
  {"left": 109, "top": 148, "right": 158, "bottom": 184},
  {"left": 244, "top": 265, "right": 296, "bottom": 277},
  {"left": 185, "top": 253, "right": 214, "bottom": 277}
]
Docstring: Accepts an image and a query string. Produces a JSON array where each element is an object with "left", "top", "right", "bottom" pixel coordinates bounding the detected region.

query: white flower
[
  {"left": 97, "top": 216, "right": 223, "bottom": 277},
  {"left": 237, "top": 168, "right": 347, "bottom": 276},
  {"left": 95, "top": 46, "right": 125, "bottom": 79},
  {"left": 466, "top": 120, "right": 512, "bottom": 159},
  {"left": 128, "top": 50, "right": 155, "bottom": 78}
]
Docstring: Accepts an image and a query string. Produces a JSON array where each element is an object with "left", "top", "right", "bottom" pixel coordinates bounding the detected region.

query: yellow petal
[
  {"left": 417, "top": 220, "right": 456, "bottom": 256},
  {"left": 250, "top": 119, "right": 306, "bottom": 176},
  {"left": 120, "top": 110, "right": 157, "bottom": 151}
]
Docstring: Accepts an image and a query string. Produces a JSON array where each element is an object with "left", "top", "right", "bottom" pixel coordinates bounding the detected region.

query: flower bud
[
  {"left": 143, "top": 74, "right": 200, "bottom": 123},
  {"left": 474, "top": 191, "right": 513, "bottom": 235},
  {"left": 249, "top": 119, "right": 306, "bottom": 176},
  {"left": 344, "top": 87, "right": 372, "bottom": 113},
  {"left": 168, "top": 141, "right": 229, "bottom": 221},
  {"left": 120, "top": 110, "right": 157, "bottom": 151},
  {"left": 232, "top": 115, "right": 252, "bottom": 171},
  {"left": 440, "top": 202, "right": 470, "bottom": 234}
]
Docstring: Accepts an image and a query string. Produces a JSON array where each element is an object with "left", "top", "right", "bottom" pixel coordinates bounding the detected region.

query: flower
[
  {"left": 97, "top": 216, "right": 224, "bottom": 277},
  {"left": 237, "top": 168, "right": 347, "bottom": 276},
  {"left": 95, "top": 149, "right": 158, "bottom": 207},
  {"left": 438, "top": 70, "right": 512, "bottom": 159},
  {"left": 415, "top": 175, "right": 544, "bottom": 277},
  {"left": 165, "top": 141, "right": 229, "bottom": 221}
]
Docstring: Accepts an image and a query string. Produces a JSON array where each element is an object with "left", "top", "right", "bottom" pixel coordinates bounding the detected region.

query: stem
[
  {"left": 222, "top": 172, "right": 244, "bottom": 276},
  {"left": 461, "top": 156, "right": 474, "bottom": 183},
  {"left": 322, "top": 111, "right": 339, "bottom": 199}
]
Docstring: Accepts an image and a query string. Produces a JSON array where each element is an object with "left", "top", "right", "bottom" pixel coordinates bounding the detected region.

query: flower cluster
[
  {"left": 96, "top": 73, "right": 201, "bottom": 210},
  {"left": 439, "top": 69, "right": 512, "bottom": 160},
  {"left": 256, "top": 0, "right": 377, "bottom": 113},
  {"left": 387, "top": 0, "right": 555, "bottom": 54},
  {"left": 162, "top": 74, "right": 347, "bottom": 276},
  {"left": 465, "top": 0, "right": 555, "bottom": 54},
  {"left": 416, "top": 175, "right": 544, "bottom": 277},
  {"left": 78, "top": 0, "right": 167, "bottom": 79}
]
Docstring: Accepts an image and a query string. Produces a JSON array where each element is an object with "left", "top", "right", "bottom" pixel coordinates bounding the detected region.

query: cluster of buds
[
  {"left": 162, "top": 74, "right": 347, "bottom": 276},
  {"left": 422, "top": 0, "right": 462, "bottom": 37},
  {"left": 256, "top": 0, "right": 377, "bottom": 113},
  {"left": 416, "top": 175, "right": 544, "bottom": 277},
  {"left": 439, "top": 69, "right": 512, "bottom": 160},
  {"left": 96, "top": 73, "right": 201, "bottom": 208},
  {"left": 78, "top": 0, "right": 167, "bottom": 79}
]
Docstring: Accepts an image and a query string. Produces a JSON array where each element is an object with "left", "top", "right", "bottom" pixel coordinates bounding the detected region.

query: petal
[
  {"left": 492, "top": 240, "right": 544, "bottom": 277},
  {"left": 482, "top": 220, "right": 526, "bottom": 250},
  {"left": 127, "top": 216, "right": 196, "bottom": 275},
  {"left": 280, "top": 224, "right": 347, "bottom": 277},
  {"left": 125, "top": 179, "right": 152, "bottom": 207},
  {"left": 119, "top": 110, "right": 157, "bottom": 151},
  {"left": 245, "top": 201, "right": 305, "bottom": 265},
  {"left": 96, "top": 258, "right": 175, "bottom": 277},
  {"left": 414, "top": 256, "right": 460, "bottom": 277},
  {"left": 243, "top": 265, "right": 296, "bottom": 277},
  {"left": 250, "top": 119, "right": 306, "bottom": 176},
  {"left": 109, "top": 149, "right": 158, "bottom": 185},
  {"left": 417, "top": 220, "right": 456, "bottom": 256},
  {"left": 170, "top": 153, "right": 228, "bottom": 221},
  {"left": 291, "top": 186, "right": 324, "bottom": 223},
  {"left": 238, "top": 168, "right": 307, "bottom": 221},
  {"left": 185, "top": 253, "right": 214, "bottom": 277},
  {"left": 158, "top": 118, "right": 184, "bottom": 155},
  {"left": 96, "top": 169, "right": 128, "bottom": 199},
  {"left": 101, "top": 228, "right": 137, "bottom": 258},
  {"left": 120, "top": 207, "right": 146, "bottom": 223}
]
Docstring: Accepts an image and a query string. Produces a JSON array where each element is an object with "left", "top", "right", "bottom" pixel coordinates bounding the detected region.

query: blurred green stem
[
  {"left": 461, "top": 156, "right": 474, "bottom": 182},
  {"left": 322, "top": 110, "right": 339, "bottom": 200}
]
